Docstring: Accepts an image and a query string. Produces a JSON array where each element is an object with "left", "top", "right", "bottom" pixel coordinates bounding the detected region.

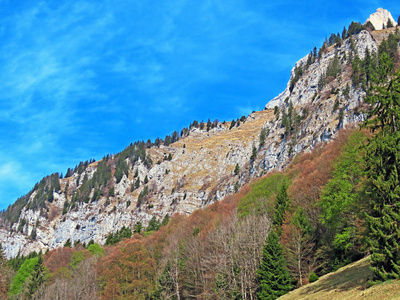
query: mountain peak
[{"left": 365, "top": 8, "right": 397, "bottom": 30}]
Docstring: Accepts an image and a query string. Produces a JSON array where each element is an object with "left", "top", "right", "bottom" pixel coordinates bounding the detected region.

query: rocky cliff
[
  {"left": 365, "top": 8, "right": 397, "bottom": 30},
  {"left": 1, "top": 18, "right": 398, "bottom": 258}
]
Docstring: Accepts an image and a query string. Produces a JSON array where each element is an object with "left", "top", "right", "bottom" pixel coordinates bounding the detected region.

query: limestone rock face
[
  {"left": 266, "top": 30, "right": 377, "bottom": 110},
  {"left": 0, "top": 26, "right": 397, "bottom": 259},
  {"left": 365, "top": 8, "right": 397, "bottom": 30}
]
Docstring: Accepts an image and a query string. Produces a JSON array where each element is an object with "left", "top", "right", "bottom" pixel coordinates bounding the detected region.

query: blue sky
[{"left": 0, "top": 0, "right": 399, "bottom": 210}]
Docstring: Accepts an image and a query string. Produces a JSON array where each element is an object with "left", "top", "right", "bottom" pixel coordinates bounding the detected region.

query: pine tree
[
  {"left": 135, "top": 178, "right": 140, "bottom": 189},
  {"left": 146, "top": 216, "right": 161, "bottom": 232},
  {"left": 342, "top": 26, "right": 347, "bottom": 39},
  {"left": 30, "top": 226, "right": 37, "bottom": 240},
  {"left": 259, "top": 127, "right": 267, "bottom": 147},
  {"left": 250, "top": 144, "right": 257, "bottom": 162},
  {"left": 161, "top": 214, "right": 170, "bottom": 226},
  {"left": 257, "top": 231, "right": 293, "bottom": 299},
  {"left": 229, "top": 119, "right": 236, "bottom": 130},
  {"left": 234, "top": 163, "right": 240, "bottom": 175},
  {"left": 273, "top": 182, "right": 290, "bottom": 231},
  {"left": 64, "top": 238, "right": 72, "bottom": 248},
  {"left": 363, "top": 64, "right": 400, "bottom": 281},
  {"left": 134, "top": 221, "right": 143, "bottom": 234}
]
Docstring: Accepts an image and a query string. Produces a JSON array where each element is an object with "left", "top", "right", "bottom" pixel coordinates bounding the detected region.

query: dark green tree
[
  {"left": 108, "top": 187, "right": 115, "bottom": 197},
  {"left": 250, "top": 144, "right": 257, "bottom": 162},
  {"left": 363, "top": 65, "right": 400, "bottom": 282},
  {"left": 134, "top": 221, "right": 143, "bottom": 234},
  {"left": 64, "top": 238, "right": 72, "bottom": 248},
  {"left": 229, "top": 119, "right": 236, "bottom": 130},
  {"left": 146, "top": 216, "right": 161, "bottom": 232},
  {"left": 134, "top": 178, "right": 140, "bottom": 189},
  {"left": 161, "top": 214, "right": 170, "bottom": 226},
  {"left": 259, "top": 128, "right": 267, "bottom": 147},
  {"left": 274, "top": 106, "right": 280, "bottom": 120},
  {"left": 342, "top": 26, "right": 347, "bottom": 39},
  {"left": 257, "top": 231, "right": 293, "bottom": 299},
  {"left": 234, "top": 163, "right": 240, "bottom": 175},
  {"left": 365, "top": 21, "right": 375, "bottom": 32},
  {"left": 30, "top": 227, "right": 37, "bottom": 240},
  {"left": 164, "top": 135, "right": 172, "bottom": 146},
  {"left": 273, "top": 182, "right": 290, "bottom": 232},
  {"left": 26, "top": 256, "right": 46, "bottom": 298}
]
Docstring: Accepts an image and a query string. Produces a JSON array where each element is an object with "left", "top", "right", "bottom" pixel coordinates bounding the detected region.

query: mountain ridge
[{"left": 1, "top": 14, "right": 399, "bottom": 259}]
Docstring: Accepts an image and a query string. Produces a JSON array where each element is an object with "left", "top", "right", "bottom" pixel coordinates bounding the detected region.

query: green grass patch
[{"left": 237, "top": 173, "right": 287, "bottom": 218}]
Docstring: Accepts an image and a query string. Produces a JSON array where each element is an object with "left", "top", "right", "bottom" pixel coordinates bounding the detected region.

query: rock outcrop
[{"left": 364, "top": 8, "right": 397, "bottom": 30}]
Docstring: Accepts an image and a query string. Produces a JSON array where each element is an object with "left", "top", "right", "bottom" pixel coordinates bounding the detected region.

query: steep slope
[
  {"left": 1, "top": 19, "right": 398, "bottom": 258},
  {"left": 365, "top": 8, "right": 397, "bottom": 30}
]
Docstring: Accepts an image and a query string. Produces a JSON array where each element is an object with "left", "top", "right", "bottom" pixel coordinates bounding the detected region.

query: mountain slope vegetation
[{"left": 1, "top": 10, "right": 400, "bottom": 300}]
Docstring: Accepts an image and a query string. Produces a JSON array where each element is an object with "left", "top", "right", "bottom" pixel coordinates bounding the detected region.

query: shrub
[
  {"left": 88, "top": 244, "right": 105, "bottom": 257},
  {"left": 309, "top": 272, "right": 319, "bottom": 283}
]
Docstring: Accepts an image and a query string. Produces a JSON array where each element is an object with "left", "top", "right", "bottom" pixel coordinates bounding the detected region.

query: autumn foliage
[{"left": 2, "top": 127, "right": 374, "bottom": 299}]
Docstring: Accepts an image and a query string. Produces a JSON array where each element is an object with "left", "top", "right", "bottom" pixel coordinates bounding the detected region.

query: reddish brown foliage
[
  {"left": 43, "top": 247, "right": 76, "bottom": 273},
  {"left": 98, "top": 239, "right": 157, "bottom": 299},
  {"left": 287, "top": 129, "right": 355, "bottom": 224}
]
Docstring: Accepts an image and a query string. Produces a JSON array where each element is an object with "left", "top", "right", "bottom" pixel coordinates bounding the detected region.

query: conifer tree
[
  {"left": 250, "top": 144, "right": 257, "bottom": 162},
  {"left": 161, "top": 214, "right": 170, "bottom": 226},
  {"left": 363, "top": 62, "right": 400, "bottom": 281},
  {"left": 134, "top": 178, "right": 140, "bottom": 189},
  {"left": 134, "top": 221, "right": 143, "bottom": 234},
  {"left": 257, "top": 231, "right": 293, "bottom": 299},
  {"left": 27, "top": 256, "right": 46, "bottom": 297},
  {"left": 273, "top": 182, "right": 290, "bottom": 231},
  {"left": 234, "top": 163, "right": 240, "bottom": 175},
  {"left": 259, "top": 127, "right": 267, "bottom": 147}
]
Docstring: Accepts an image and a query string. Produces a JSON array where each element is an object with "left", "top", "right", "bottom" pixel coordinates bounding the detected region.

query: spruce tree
[
  {"left": 257, "top": 231, "right": 293, "bottom": 299},
  {"left": 273, "top": 182, "right": 289, "bottom": 231},
  {"left": 134, "top": 178, "right": 140, "bottom": 189},
  {"left": 250, "top": 144, "right": 257, "bottom": 162},
  {"left": 259, "top": 127, "right": 267, "bottom": 147},
  {"left": 234, "top": 163, "right": 240, "bottom": 175},
  {"left": 363, "top": 63, "right": 400, "bottom": 281}
]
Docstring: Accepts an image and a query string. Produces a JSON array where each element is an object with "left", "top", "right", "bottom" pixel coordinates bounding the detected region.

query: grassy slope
[{"left": 279, "top": 257, "right": 400, "bottom": 300}]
